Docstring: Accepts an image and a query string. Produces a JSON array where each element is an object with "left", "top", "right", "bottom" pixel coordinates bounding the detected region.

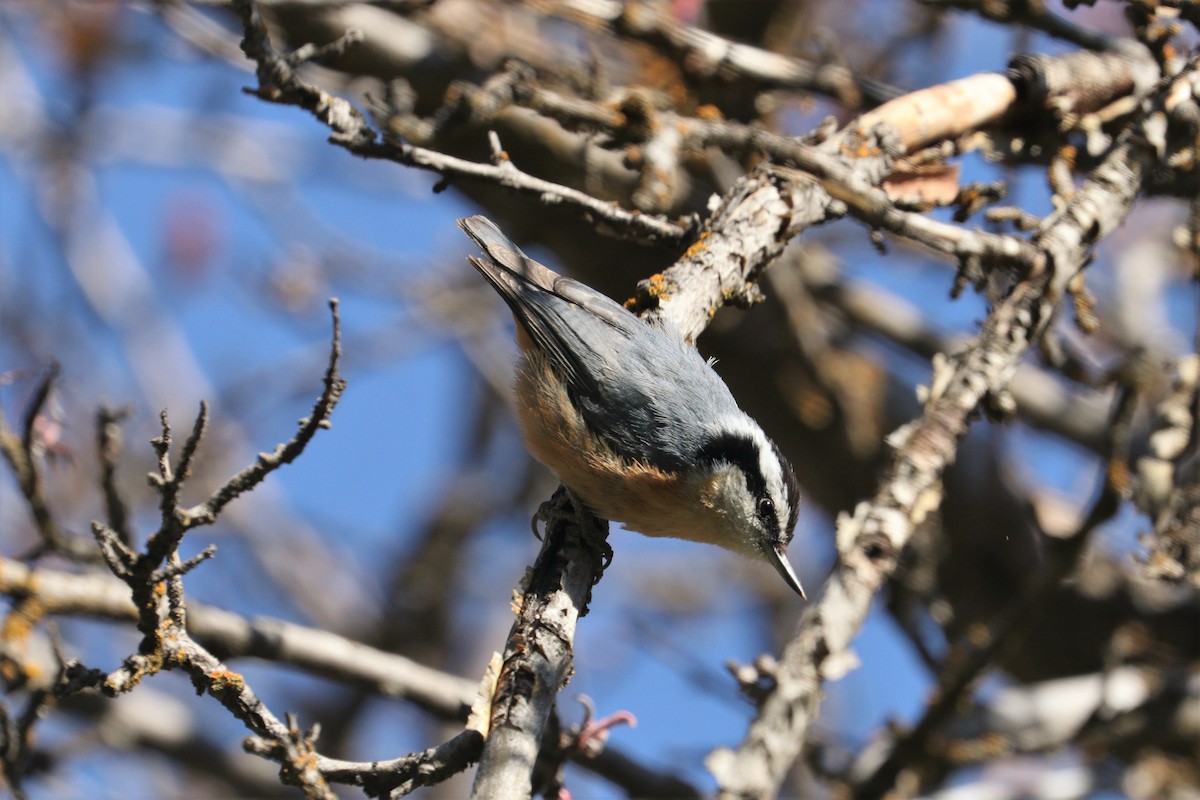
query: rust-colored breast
[{"left": 512, "top": 352, "right": 728, "bottom": 546}]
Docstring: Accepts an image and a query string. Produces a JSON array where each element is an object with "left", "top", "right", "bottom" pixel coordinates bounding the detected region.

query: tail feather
[
  {"left": 457, "top": 216, "right": 561, "bottom": 293},
  {"left": 460, "top": 214, "right": 644, "bottom": 398}
]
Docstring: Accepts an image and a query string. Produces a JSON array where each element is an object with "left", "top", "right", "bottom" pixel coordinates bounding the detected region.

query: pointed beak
[{"left": 767, "top": 546, "right": 807, "bottom": 599}]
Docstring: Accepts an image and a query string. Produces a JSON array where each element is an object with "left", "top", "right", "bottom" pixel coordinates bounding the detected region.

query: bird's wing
[
  {"left": 459, "top": 216, "right": 742, "bottom": 471},
  {"left": 459, "top": 215, "right": 639, "bottom": 397}
]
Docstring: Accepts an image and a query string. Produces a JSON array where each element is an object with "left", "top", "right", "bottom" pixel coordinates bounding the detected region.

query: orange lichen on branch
[
  {"left": 209, "top": 669, "right": 247, "bottom": 694},
  {"left": 627, "top": 272, "right": 676, "bottom": 309},
  {"left": 684, "top": 231, "right": 710, "bottom": 259},
  {"left": 1, "top": 595, "right": 47, "bottom": 685},
  {"left": 842, "top": 133, "right": 885, "bottom": 159}
]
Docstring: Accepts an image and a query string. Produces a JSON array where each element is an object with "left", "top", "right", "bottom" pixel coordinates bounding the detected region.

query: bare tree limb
[
  {"left": 0, "top": 557, "right": 696, "bottom": 795},
  {"left": 54, "top": 300, "right": 351, "bottom": 797},
  {"left": 95, "top": 405, "right": 134, "bottom": 547},
  {"left": 318, "top": 729, "right": 484, "bottom": 798},
  {"left": 848, "top": 388, "right": 1133, "bottom": 798},
  {"left": 0, "top": 364, "right": 97, "bottom": 561},
  {"left": 707, "top": 75, "right": 1169, "bottom": 799},
  {"left": 7, "top": 3, "right": 1195, "bottom": 796},
  {"left": 461, "top": 40, "right": 1188, "bottom": 799},
  {"left": 243, "top": 714, "right": 338, "bottom": 800},
  {"left": 543, "top": 0, "right": 903, "bottom": 108},
  {"left": 922, "top": 0, "right": 1120, "bottom": 50},
  {"left": 628, "top": 44, "right": 1161, "bottom": 342},
  {"left": 3, "top": 529, "right": 477, "bottom": 722},
  {"left": 183, "top": 299, "right": 346, "bottom": 527},
  {"left": 232, "top": 0, "right": 689, "bottom": 244},
  {"left": 470, "top": 489, "right": 611, "bottom": 799},
  {"left": 1136, "top": 355, "right": 1200, "bottom": 586}
]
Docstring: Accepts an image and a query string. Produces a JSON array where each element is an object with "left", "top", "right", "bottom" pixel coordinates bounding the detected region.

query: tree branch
[
  {"left": 545, "top": 0, "right": 903, "bottom": 108},
  {"left": 232, "top": 0, "right": 688, "bottom": 244},
  {"left": 708, "top": 84, "right": 1165, "bottom": 800},
  {"left": 183, "top": 298, "right": 346, "bottom": 527},
  {"left": 0, "top": 364, "right": 98, "bottom": 561},
  {"left": 470, "top": 489, "right": 611, "bottom": 799}
]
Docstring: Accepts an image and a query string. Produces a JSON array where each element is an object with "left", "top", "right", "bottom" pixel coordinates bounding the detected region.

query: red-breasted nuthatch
[{"left": 460, "top": 216, "right": 805, "bottom": 598}]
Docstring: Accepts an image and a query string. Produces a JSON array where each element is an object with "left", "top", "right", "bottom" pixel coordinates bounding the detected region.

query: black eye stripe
[
  {"left": 698, "top": 432, "right": 766, "bottom": 500},
  {"left": 699, "top": 432, "right": 786, "bottom": 537},
  {"left": 697, "top": 432, "right": 800, "bottom": 548}
]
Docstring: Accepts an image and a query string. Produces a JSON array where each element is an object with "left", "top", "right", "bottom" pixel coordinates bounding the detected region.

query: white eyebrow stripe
[{"left": 714, "top": 412, "right": 786, "bottom": 500}]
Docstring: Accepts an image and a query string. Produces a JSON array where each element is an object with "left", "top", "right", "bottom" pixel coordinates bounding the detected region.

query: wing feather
[
  {"left": 459, "top": 216, "right": 636, "bottom": 397},
  {"left": 460, "top": 215, "right": 742, "bottom": 472}
]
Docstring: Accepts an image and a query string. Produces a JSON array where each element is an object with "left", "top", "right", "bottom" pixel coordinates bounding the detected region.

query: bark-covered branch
[
  {"left": 1136, "top": 355, "right": 1200, "bottom": 587},
  {"left": 706, "top": 60, "right": 1189, "bottom": 797},
  {"left": 232, "top": 0, "right": 689, "bottom": 244},
  {"left": 469, "top": 490, "right": 611, "bottom": 799}
]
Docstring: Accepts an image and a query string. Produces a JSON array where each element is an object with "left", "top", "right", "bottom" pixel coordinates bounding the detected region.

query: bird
[{"left": 459, "top": 215, "right": 805, "bottom": 598}]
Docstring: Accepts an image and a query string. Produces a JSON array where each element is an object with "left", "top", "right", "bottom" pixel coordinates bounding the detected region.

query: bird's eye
[{"left": 757, "top": 497, "right": 775, "bottom": 520}]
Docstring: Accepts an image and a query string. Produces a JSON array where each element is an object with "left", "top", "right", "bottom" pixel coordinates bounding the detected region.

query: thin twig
[
  {"left": 95, "top": 406, "right": 134, "bottom": 547},
  {"left": 150, "top": 545, "right": 218, "bottom": 584},
  {"left": 175, "top": 401, "right": 210, "bottom": 493},
  {"left": 0, "top": 365, "right": 96, "bottom": 561},
  {"left": 184, "top": 298, "right": 345, "bottom": 527},
  {"left": 90, "top": 521, "right": 135, "bottom": 579},
  {"left": 243, "top": 714, "right": 338, "bottom": 800},
  {"left": 318, "top": 730, "right": 485, "bottom": 797}
]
